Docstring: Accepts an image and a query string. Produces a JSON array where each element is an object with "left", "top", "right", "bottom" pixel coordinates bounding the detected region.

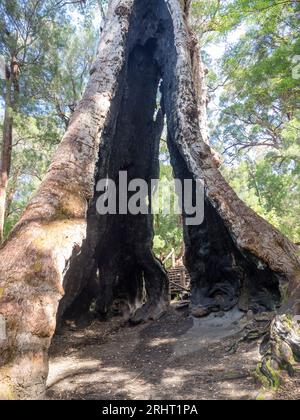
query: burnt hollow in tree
[
  {"left": 92, "top": 37, "right": 170, "bottom": 324},
  {"left": 59, "top": 0, "right": 282, "bottom": 326},
  {"left": 167, "top": 137, "right": 282, "bottom": 316},
  {"left": 60, "top": 0, "right": 173, "bottom": 324}
]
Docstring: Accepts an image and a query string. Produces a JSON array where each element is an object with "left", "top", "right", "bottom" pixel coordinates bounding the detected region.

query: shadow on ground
[{"left": 47, "top": 306, "right": 268, "bottom": 400}]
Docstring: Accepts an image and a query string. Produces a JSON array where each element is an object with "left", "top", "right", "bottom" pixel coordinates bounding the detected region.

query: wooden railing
[{"left": 167, "top": 266, "right": 190, "bottom": 295}]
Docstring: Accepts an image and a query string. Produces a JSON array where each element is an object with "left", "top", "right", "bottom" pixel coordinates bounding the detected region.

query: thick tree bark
[
  {"left": 0, "top": 0, "right": 136, "bottom": 399},
  {"left": 0, "top": 0, "right": 299, "bottom": 400}
]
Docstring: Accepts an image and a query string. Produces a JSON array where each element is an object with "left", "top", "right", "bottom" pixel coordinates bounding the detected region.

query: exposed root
[
  {"left": 226, "top": 315, "right": 272, "bottom": 355},
  {"left": 258, "top": 314, "right": 300, "bottom": 388},
  {"left": 130, "top": 298, "right": 169, "bottom": 325}
]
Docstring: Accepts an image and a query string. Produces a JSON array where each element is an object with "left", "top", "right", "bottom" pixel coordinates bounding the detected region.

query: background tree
[{"left": 0, "top": 0, "right": 99, "bottom": 242}]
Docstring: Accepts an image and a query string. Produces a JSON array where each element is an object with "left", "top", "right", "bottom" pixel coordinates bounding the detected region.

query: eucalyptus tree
[{"left": 0, "top": 0, "right": 299, "bottom": 399}]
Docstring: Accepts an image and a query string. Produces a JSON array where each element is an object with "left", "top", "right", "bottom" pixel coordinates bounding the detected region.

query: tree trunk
[
  {"left": 0, "top": 0, "right": 137, "bottom": 399},
  {"left": 0, "top": 73, "right": 13, "bottom": 243},
  {"left": 5, "top": 167, "right": 21, "bottom": 220},
  {"left": 0, "top": 0, "right": 299, "bottom": 400},
  {"left": 0, "top": 55, "right": 20, "bottom": 243}
]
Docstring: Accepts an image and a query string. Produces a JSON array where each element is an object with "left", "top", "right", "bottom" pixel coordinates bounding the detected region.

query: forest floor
[{"left": 46, "top": 305, "right": 300, "bottom": 400}]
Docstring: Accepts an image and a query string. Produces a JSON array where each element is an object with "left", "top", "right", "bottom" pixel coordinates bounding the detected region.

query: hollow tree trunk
[{"left": 0, "top": 0, "right": 299, "bottom": 400}]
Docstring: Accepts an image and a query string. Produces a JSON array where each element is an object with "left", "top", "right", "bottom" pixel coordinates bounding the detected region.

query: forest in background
[{"left": 0, "top": 0, "right": 299, "bottom": 263}]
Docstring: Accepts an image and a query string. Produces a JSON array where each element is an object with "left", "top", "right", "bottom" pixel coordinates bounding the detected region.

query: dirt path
[{"left": 46, "top": 306, "right": 299, "bottom": 400}]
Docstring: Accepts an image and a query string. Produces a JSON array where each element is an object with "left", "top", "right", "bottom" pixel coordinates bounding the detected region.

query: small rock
[{"left": 191, "top": 306, "right": 210, "bottom": 318}]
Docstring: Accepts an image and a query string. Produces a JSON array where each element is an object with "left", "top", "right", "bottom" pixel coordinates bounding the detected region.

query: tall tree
[{"left": 0, "top": 0, "right": 299, "bottom": 400}]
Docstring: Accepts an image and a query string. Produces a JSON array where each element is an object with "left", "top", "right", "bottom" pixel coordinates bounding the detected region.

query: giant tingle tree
[{"left": 0, "top": 0, "right": 299, "bottom": 400}]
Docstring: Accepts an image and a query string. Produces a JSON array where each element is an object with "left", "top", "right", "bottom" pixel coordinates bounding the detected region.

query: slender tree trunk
[
  {"left": 0, "top": 55, "right": 19, "bottom": 243},
  {"left": 0, "top": 0, "right": 299, "bottom": 400},
  {"left": 5, "top": 167, "right": 21, "bottom": 219},
  {"left": 0, "top": 76, "right": 13, "bottom": 243}
]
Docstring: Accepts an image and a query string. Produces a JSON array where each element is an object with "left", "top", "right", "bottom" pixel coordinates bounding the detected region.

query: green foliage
[
  {"left": 191, "top": 0, "right": 300, "bottom": 245},
  {"left": 153, "top": 141, "right": 183, "bottom": 264},
  {"left": 222, "top": 152, "right": 300, "bottom": 243},
  {"left": 0, "top": 0, "right": 99, "bottom": 239}
]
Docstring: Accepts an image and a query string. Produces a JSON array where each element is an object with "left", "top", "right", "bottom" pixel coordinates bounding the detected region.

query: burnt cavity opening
[
  {"left": 168, "top": 140, "right": 281, "bottom": 316},
  {"left": 58, "top": 0, "right": 281, "bottom": 327}
]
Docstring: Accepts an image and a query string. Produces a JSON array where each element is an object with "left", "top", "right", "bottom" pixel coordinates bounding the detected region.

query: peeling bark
[{"left": 0, "top": 0, "right": 299, "bottom": 400}]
